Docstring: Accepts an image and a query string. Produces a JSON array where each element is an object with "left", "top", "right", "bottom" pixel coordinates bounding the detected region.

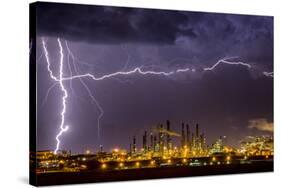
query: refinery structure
[
  {"left": 31, "top": 120, "right": 273, "bottom": 173},
  {"left": 129, "top": 121, "right": 208, "bottom": 159}
]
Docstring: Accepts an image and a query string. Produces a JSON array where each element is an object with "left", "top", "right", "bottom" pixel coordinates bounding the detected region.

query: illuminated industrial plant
[{"left": 32, "top": 120, "right": 273, "bottom": 173}]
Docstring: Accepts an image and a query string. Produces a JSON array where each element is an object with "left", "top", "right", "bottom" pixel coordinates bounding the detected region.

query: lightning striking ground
[
  {"left": 54, "top": 38, "right": 69, "bottom": 154},
  {"left": 41, "top": 37, "right": 273, "bottom": 154}
]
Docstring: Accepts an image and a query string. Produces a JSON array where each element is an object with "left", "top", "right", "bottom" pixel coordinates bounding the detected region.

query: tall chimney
[
  {"left": 186, "top": 123, "right": 190, "bottom": 148},
  {"left": 196, "top": 124, "right": 199, "bottom": 139},
  {"left": 143, "top": 131, "right": 147, "bottom": 151},
  {"left": 166, "top": 120, "right": 171, "bottom": 150},
  {"left": 191, "top": 133, "right": 194, "bottom": 150},
  {"left": 181, "top": 123, "right": 185, "bottom": 147},
  {"left": 150, "top": 132, "right": 153, "bottom": 151},
  {"left": 153, "top": 135, "right": 157, "bottom": 152},
  {"left": 159, "top": 124, "right": 164, "bottom": 153},
  {"left": 133, "top": 136, "right": 136, "bottom": 153}
]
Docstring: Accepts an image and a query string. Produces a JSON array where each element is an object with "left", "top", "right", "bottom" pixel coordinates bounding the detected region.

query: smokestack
[
  {"left": 150, "top": 132, "right": 153, "bottom": 151},
  {"left": 186, "top": 123, "right": 190, "bottom": 148},
  {"left": 191, "top": 133, "right": 194, "bottom": 150},
  {"left": 195, "top": 124, "right": 199, "bottom": 149},
  {"left": 159, "top": 124, "right": 164, "bottom": 153},
  {"left": 200, "top": 133, "right": 205, "bottom": 151},
  {"left": 143, "top": 131, "right": 147, "bottom": 151},
  {"left": 153, "top": 135, "right": 157, "bottom": 152},
  {"left": 133, "top": 136, "right": 136, "bottom": 153},
  {"left": 196, "top": 124, "right": 199, "bottom": 139},
  {"left": 181, "top": 123, "right": 185, "bottom": 147},
  {"left": 166, "top": 120, "right": 171, "bottom": 150},
  {"left": 167, "top": 120, "right": 170, "bottom": 131},
  {"left": 158, "top": 124, "right": 161, "bottom": 145}
]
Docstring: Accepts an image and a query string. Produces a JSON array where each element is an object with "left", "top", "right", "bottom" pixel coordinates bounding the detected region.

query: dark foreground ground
[{"left": 35, "top": 161, "right": 273, "bottom": 186}]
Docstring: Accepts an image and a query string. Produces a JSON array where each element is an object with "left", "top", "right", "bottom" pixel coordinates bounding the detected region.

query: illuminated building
[
  {"left": 209, "top": 136, "right": 224, "bottom": 154},
  {"left": 36, "top": 150, "right": 56, "bottom": 160},
  {"left": 240, "top": 136, "right": 273, "bottom": 156}
]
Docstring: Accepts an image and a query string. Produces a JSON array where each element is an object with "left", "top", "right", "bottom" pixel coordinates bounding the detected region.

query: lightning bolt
[
  {"left": 176, "top": 68, "right": 190, "bottom": 73},
  {"left": 61, "top": 57, "right": 252, "bottom": 81},
  {"left": 42, "top": 38, "right": 69, "bottom": 154},
  {"left": 54, "top": 38, "right": 69, "bottom": 154},
  {"left": 203, "top": 57, "right": 251, "bottom": 71},
  {"left": 42, "top": 38, "right": 60, "bottom": 82},
  {"left": 41, "top": 82, "right": 58, "bottom": 108},
  {"left": 41, "top": 37, "right": 273, "bottom": 154},
  {"left": 62, "top": 67, "right": 176, "bottom": 81}
]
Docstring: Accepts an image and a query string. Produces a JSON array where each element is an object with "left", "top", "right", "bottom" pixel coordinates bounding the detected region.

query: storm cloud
[
  {"left": 34, "top": 2, "right": 274, "bottom": 152},
  {"left": 36, "top": 2, "right": 197, "bottom": 44},
  {"left": 36, "top": 2, "right": 272, "bottom": 46}
]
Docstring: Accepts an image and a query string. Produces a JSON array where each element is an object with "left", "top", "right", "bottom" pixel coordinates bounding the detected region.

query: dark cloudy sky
[{"left": 34, "top": 2, "right": 273, "bottom": 153}]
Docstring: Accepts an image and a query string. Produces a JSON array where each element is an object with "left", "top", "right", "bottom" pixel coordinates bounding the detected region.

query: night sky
[{"left": 35, "top": 2, "right": 273, "bottom": 153}]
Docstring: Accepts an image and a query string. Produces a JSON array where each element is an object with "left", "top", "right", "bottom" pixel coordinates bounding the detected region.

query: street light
[
  {"left": 226, "top": 156, "right": 231, "bottom": 161},
  {"left": 101, "top": 163, "right": 107, "bottom": 169},
  {"left": 119, "top": 162, "right": 124, "bottom": 168}
]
